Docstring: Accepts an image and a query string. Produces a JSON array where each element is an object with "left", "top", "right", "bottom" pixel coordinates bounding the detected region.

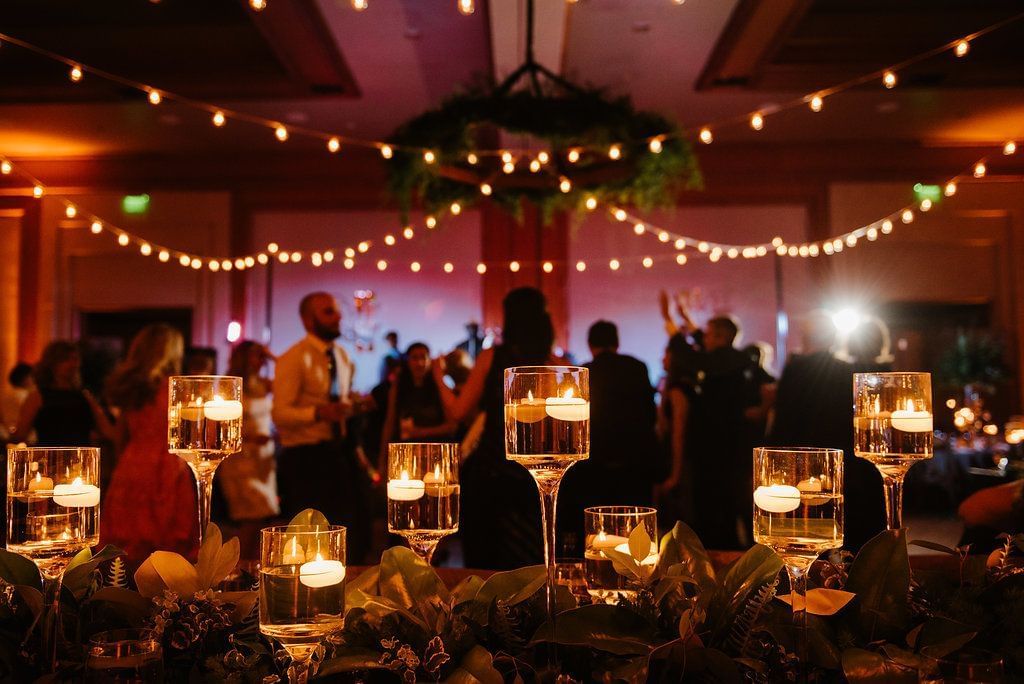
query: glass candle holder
[
  {"left": 7, "top": 445, "right": 101, "bottom": 672},
  {"left": 584, "top": 506, "right": 658, "bottom": 603},
  {"left": 85, "top": 628, "right": 163, "bottom": 683},
  {"left": 918, "top": 646, "right": 1003, "bottom": 683},
  {"left": 386, "top": 443, "right": 460, "bottom": 565},
  {"left": 753, "top": 447, "right": 843, "bottom": 670},
  {"left": 259, "top": 524, "right": 346, "bottom": 684},
  {"left": 854, "top": 372, "right": 933, "bottom": 529},
  {"left": 504, "top": 366, "right": 589, "bottom": 626},
  {"left": 168, "top": 375, "right": 243, "bottom": 545}
]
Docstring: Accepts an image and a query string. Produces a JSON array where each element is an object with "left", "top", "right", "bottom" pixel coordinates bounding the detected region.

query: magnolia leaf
[
  {"left": 846, "top": 529, "right": 911, "bottom": 641},
  {"left": 841, "top": 648, "right": 916, "bottom": 683},
  {"left": 345, "top": 567, "right": 380, "bottom": 603},
  {"left": 12, "top": 585, "right": 43, "bottom": 619},
  {"left": 915, "top": 617, "right": 977, "bottom": 655},
  {"left": 218, "top": 590, "right": 258, "bottom": 623},
  {"left": 531, "top": 604, "right": 658, "bottom": 656},
  {"left": 446, "top": 645, "right": 504, "bottom": 684},
  {"left": 206, "top": 537, "right": 240, "bottom": 590},
  {"left": 881, "top": 644, "right": 930, "bottom": 671},
  {"left": 196, "top": 523, "right": 223, "bottom": 586},
  {"left": 656, "top": 522, "right": 716, "bottom": 606},
  {"left": 64, "top": 545, "right": 125, "bottom": 599},
  {"left": 706, "top": 545, "right": 782, "bottom": 643},
  {"left": 909, "top": 540, "right": 958, "bottom": 555},
  {"left": 777, "top": 588, "right": 856, "bottom": 615},
  {"left": 287, "top": 508, "right": 331, "bottom": 529},
  {"left": 134, "top": 550, "right": 200, "bottom": 598},
  {"left": 451, "top": 575, "right": 485, "bottom": 604},
  {"left": 628, "top": 524, "right": 652, "bottom": 564},
  {"left": 653, "top": 563, "right": 698, "bottom": 605},
  {"left": 475, "top": 565, "right": 545, "bottom": 608},
  {"left": 65, "top": 547, "right": 93, "bottom": 574},
  {"left": 86, "top": 587, "right": 155, "bottom": 626},
  {"left": 0, "top": 548, "right": 42, "bottom": 590},
  {"left": 378, "top": 545, "right": 449, "bottom": 612},
  {"left": 648, "top": 642, "right": 741, "bottom": 683},
  {"left": 604, "top": 547, "right": 640, "bottom": 580}
]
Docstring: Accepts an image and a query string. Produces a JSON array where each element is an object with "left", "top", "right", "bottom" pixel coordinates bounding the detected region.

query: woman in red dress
[{"left": 102, "top": 324, "right": 198, "bottom": 566}]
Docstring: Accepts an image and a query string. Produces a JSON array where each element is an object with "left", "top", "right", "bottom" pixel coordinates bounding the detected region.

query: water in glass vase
[
  {"left": 387, "top": 486, "right": 460, "bottom": 537},
  {"left": 258, "top": 567, "right": 345, "bottom": 647},
  {"left": 7, "top": 491, "right": 99, "bottom": 574},
  {"left": 85, "top": 654, "right": 163, "bottom": 683},
  {"left": 168, "top": 408, "right": 242, "bottom": 456},
  {"left": 504, "top": 402, "right": 589, "bottom": 480},
  {"left": 753, "top": 489, "right": 843, "bottom": 559},
  {"left": 854, "top": 415, "right": 933, "bottom": 477}
]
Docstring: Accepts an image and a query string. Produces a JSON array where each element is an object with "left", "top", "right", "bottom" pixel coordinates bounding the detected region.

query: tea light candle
[
  {"left": 178, "top": 404, "right": 204, "bottom": 421},
  {"left": 52, "top": 477, "right": 101, "bottom": 507},
  {"left": 203, "top": 395, "right": 243, "bottom": 421},
  {"left": 514, "top": 392, "right": 547, "bottom": 423},
  {"left": 283, "top": 536, "right": 304, "bottom": 565},
  {"left": 545, "top": 389, "right": 589, "bottom": 422},
  {"left": 613, "top": 541, "right": 659, "bottom": 566},
  {"left": 28, "top": 472, "right": 54, "bottom": 492},
  {"left": 424, "top": 465, "right": 456, "bottom": 497},
  {"left": 753, "top": 484, "right": 801, "bottom": 513},
  {"left": 299, "top": 554, "right": 346, "bottom": 588},
  {"left": 891, "top": 400, "right": 932, "bottom": 433},
  {"left": 588, "top": 531, "right": 629, "bottom": 550},
  {"left": 387, "top": 470, "right": 425, "bottom": 501}
]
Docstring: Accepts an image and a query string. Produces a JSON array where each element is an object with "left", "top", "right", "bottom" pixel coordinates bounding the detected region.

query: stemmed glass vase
[
  {"left": 168, "top": 375, "right": 242, "bottom": 545},
  {"left": 259, "top": 524, "right": 346, "bottom": 684},
  {"left": 7, "top": 446, "right": 101, "bottom": 672},
  {"left": 753, "top": 447, "right": 843, "bottom": 668},
  {"left": 854, "top": 372, "right": 933, "bottom": 529},
  {"left": 386, "top": 443, "right": 460, "bottom": 564},
  {"left": 504, "top": 366, "right": 589, "bottom": 626}
]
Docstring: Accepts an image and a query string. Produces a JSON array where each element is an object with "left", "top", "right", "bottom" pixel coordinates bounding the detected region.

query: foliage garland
[
  {"left": 0, "top": 514, "right": 1021, "bottom": 682},
  {"left": 386, "top": 87, "right": 702, "bottom": 221}
]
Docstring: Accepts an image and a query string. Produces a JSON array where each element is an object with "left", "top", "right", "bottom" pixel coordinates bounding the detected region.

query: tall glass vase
[
  {"left": 168, "top": 375, "right": 243, "bottom": 545},
  {"left": 504, "top": 366, "right": 589, "bottom": 628}
]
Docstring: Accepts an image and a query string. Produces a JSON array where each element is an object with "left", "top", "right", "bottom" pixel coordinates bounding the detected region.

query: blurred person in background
[
  {"left": 1, "top": 362, "right": 33, "bottom": 441},
  {"left": 217, "top": 341, "right": 278, "bottom": 559},
  {"left": 183, "top": 346, "right": 217, "bottom": 376},
  {"left": 379, "top": 330, "right": 402, "bottom": 384},
  {"left": 103, "top": 324, "right": 197, "bottom": 565},
  {"left": 380, "top": 342, "right": 455, "bottom": 463},
  {"left": 11, "top": 341, "right": 115, "bottom": 446}
]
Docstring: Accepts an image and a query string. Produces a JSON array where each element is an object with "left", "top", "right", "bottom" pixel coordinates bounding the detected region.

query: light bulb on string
[
  {"left": 674, "top": 238, "right": 685, "bottom": 250},
  {"left": 380, "top": 144, "right": 393, "bottom": 159},
  {"left": 808, "top": 244, "right": 819, "bottom": 256},
  {"left": 699, "top": 128, "right": 713, "bottom": 144},
  {"left": 787, "top": 245, "right": 798, "bottom": 257},
  {"left": 883, "top": 70, "right": 897, "bottom": 89},
  {"left": 502, "top": 161, "right": 515, "bottom": 174},
  {"left": 809, "top": 95, "right": 823, "bottom": 112},
  {"left": 675, "top": 254, "right": 687, "bottom": 265},
  {"left": 584, "top": 196, "right": 597, "bottom": 210},
  {"left": 250, "top": 0, "right": 267, "bottom": 9},
  {"left": 0, "top": 160, "right": 10, "bottom": 175},
  {"left": 117, "top": 233, "right": 130, "bottom": 247},
  {"left": 467, "top": 152, "right": 478, "bottom": 165},
  {"left": 823, "top": 242, "right": 834, "bottom": 255},
  {"left": 290, "top": 252, "right": 301, "bottom": 263},
  {"left": 234, "top": 258, "right": 246, "bottom": 269},
  {"left": 443, "top": 261, "right": 455, "bottom": 273},
  {"left": 955, "top": 39, "right": 969, "bottom": 58},
  {"left": 709, "top": 250, "right": 722, "bottom": 263},
  {"left": 727, "top": 248, "right": 739, "bottom": 259},
  {"left": 403, "top": 226, "right": 415, "bottom": 239},
  {"left": 1003, "top": 141, "right": 1017, "bottom": 155},
  {"left": 944, "top": 181, "right": 957, "bottom": 196},
  {"left": 480, "top": 182, "right": 492, "bottom": 196},
  {"left": 476, "top": 262, "right": 487, "bottom": 274},
  {"left": 327, "top": 137, "right": 341, "bottom": 153},
  {"left": 648, "top": 137, "right": 663, "bottom": 153},
  {"left": 222, "top": 259, "right": 233, "bottom": 271},
  {"left": 608, "top": 144, "right": 622, "bottom": 160},
  {"left": 845, "top": 235, "right": 857, "bottom": 247},
  {"left": 352, "top": 0, "right": 368, "bottom": 10},
  {"left": 384, "top": 234, "right": 396, "bottom": 246},
  {"left": 179, "top": 255, "right": 190, "bottom": 267},
  {"left": 212, "top": 110, "right": 226, "bottom": 127},
  {"left": 64, "top": 205, "right": 77, "bottom": 219},
  {"left": 881, "top": 219, "right": 894, "bottom": 234},
  {"left": 425, "top": 216, "right": 437, "bottom": 229},
  {"left": 90, "top": 221, "right": 102, "bottom": 234},
  {"left": 658, "top": 231, "right": 670, "bottom": 243},
  {"left": 576, "top": 260, "right": 586, "bottom": 272},
  {"left": 609, "top": 259, "right": 621, "bottom": 271},
  {"left": 423, "top": 150, "right": 436, "bottom": 164},
  {"left": 642, "top": 256, "right": 654, "bottom": 269},
  {"left": 458, "top": 0, "right": 474, "bottom": 15},
  {"left": 776, "top": 245, "right": 787, "bottom": 256},
  {"left": 537, "top": 151, "right": 550, "bottom": 164},
  {"left": 697, "top": 241, "right": 709, "bottom": 253},
  {"left": 274, "top": 125, "right": 289, "bottom": 142},
  {"left": 33, "top": 185, "right": 44, "bottom": 198},
  {"left": 191, "top": 258, "right": 203, "bottom": 270},
  {"left": 973, "top": 162, "right": 986, "bottom": 178},
  {"left": 450, "top": 202, "right": 461, "bottom": 215},
  {"left": 323, "top": 251, "right": 334, "bottom": 263},
  {"left": 139, "top": 243, "right": 152, "bottom": 256},
  {"left": 69, "top": 65, "right": 83, "bottom": 82},
  {"left": 797, "top": 245, "right": 809, "bottom": 257},
  {"left": 509, "top": 260, "right": 520, "bottom": 273},
  {"left": 559, "top": 177, "right": 572, "bottom": 193},
  {"left": 278, "top": 252, "right": 289, "bottom": 264},
  {"left": 257, "top": 253, "right": 269, "bottom": 265},
  {"left": 160, "top": 251, "right": 171, "bottom": 262},
  {"left": 613, "top": 209, "right": 627, "bottom": 221},
  {"left": 377, "top": 259, "right": 387, "bottom": 271},
  {"left": 358, "top": 241, "right": 370, "bottom": 253},
  {"left": 311, "top": 252, "right": 323, "bottom": 267},
  {"left": 267, "top": 242, "right": 279, "bottom": 254},
  {"left": 410, "top": 261, "right": 420, "bottom": 273},
  {"left": 920, "top": 198, "right": 933, "bottom": 211},
  {"left": 749, "top": 112, "right": 764, "bottom": 131},
  {"left": 500, "top": 150, "right": 513, "bottom": 164},
  {"left": 343, "top": 258, "right": 355, "bottom": 269},
  {"left": 633, "top": 223, "right": 645, "bottom": 235},
  {"left": 529, "top": 159, "right": 541, "bottom": 173},
  {"left": 866, "top": 228, "right": 879, "bottom": 241},
  {"left": 567, "top": 148, "right": 581, "bottom": 163},
  {"left": 756, "top": 246, "right": 768, "bottom": 256},
  {"left": 147, "top": 88, "right": 162, "bottom": 105},
  {"left": 542, "top": 261, "right": 554, "bottom": 273},
  {"left": 901, "top": 209, "right": 914, "bottom": 223}
]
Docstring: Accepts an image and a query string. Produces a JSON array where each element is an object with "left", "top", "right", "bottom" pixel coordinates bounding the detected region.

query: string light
[
  {"left": 444, "top": 261, "right": 455, "bottom": 273},
  {"left": 973, "top": 161, "right": 987, "bottom": 177},
  {"left": 212, "top": 110, "right": 226, "bottom": 127},
  {"left": 384, "top": 234, "right": 396, "bottom": 246},
  {"left": 674, "top": 238, "right": 685, "bottom": 250},
  {"left": 658, "top": 231, "right": 670, "bottom": 243},
  {"left": 576, "top": 260, "right": 586, "bottom": 272},
  {"left": 235, "top": 257, "right": 246, "bottom": 269},
  {"left": 147, "top": 89, "right": 162, "bottom": 105},
  {"left": 90, "top": 221, "right": 102, "bottom": 234},
  {"left": 699, "top": 128, "right": 713, "bottom": 144},
  {"left": 529, "top": 159, "right": 541, "bottom": 173},
  {"left": 537, "top": 151, "right": 550, "bottom": 164},
  {"left": 423, "top": 150, "right": 436, "bottom": 164},
  {"left": 210, "top": 260, "right": 221, "bottom": 272},
  {"left": 358, "top": 241, "right": 370, "bottom": 253},
  {"left": 881, "top": 219, "right": 894, "bottom": 234},
  {"left": 64, "top": 205, "right": 77, "bottom": 219},
  {"left": 352, "top": 0, "right": 368, "bottom": 10},
  {"left": 467, "top": 153, "right": 479, "bottom": 165},
  {"left": 0, "top": 161, "right": 10, "bottom": 175},
  {"left": 613, "top": 209, "right": 627, "bottom": 221},
  {"left": 901, "top": 209, "right": 914, "bottom": 223},
  {"left": 425, "top": 216, "right": 437, "bottom": 229},
  {"left": 750, "top": 113, "right": 764, "bottom": 131},
  {"left": 567, "top": 149, "right": 581, "bottom": 163},
  {"left": 585, "top": 196, "right": 598, "bottom": 210},
  {"left": 501, "top": 151, "right": 513, "bottom": 164},
  {"left": 117, "top": 233, "right": 130, "bottom": 247},
  {"left": 609, "top": 259, "right": 621, "bottom": 271},
  {"left": 642, "top": 256, "right": 654, "bottom": 268},
  {"left": 457, "top": 0, "right": 474, "bottom": 15},
  {"left": 920, "top": 198, "right": 933, "bottom": 211},
  {"left": 502, "top": 161, "right": 515, "bottom": 174},
  {"left": 257, "top": 253, "right": 269, "bottom": 265},
  {"left": 250, "top": 0, "right": 267, "bottom": 10},
  {"left": 278, "top": 252, "right": 289, "bottom": 264},
  {"left": 327, "top": 137, "right": 341, "bottom": 153},
  {"left": 883, "top": 71, "right": 897, "bottom": 89},
  {"left": 344, "top": 258, "right": 355, "bottom": 269},
  {"left": 159, "top": 251, "right": 170, "bottom": 262},
  {"left": 509, "top": 260, "right": 520, "bottom": 272},
  {"left": 410, "top": 261, "right": 420, "bottom": 272},
  {"left": 323, "top": 251, "right": 334, "bottom": 263},
  {"left": 33, "top": 185, "right": 44, "bottom": 198},
  {"left": 676, "top": 254, "right": 687, "bottom": 265},
  {"left": 377, "top": 259, "right": 387, "bottom": 271},
  {"left": 403, "top": 227, "right": 414, "bottom": 239},
  {"left": 476, "top": 262, "right": 487, "bottom": 274},
  {"left": 955, "top": 39, "right": 970, "bottom": 58},
  {"left": 633, "top": 223, "right": 645, "bottom": 235},
  {"left": 450, "top": 202, "right": 462, "bottom": 215},
  {"left": 1003, "top": 141, "right": 1017, "bottom": 155},
  {"left": 809, "top": 95, "right": 823, "bottom": 112},
  {"left": 69, "top": 64, "right": 83, "bottom": 82},
  {"left": 267, "top": 242, "right": 279, "bottom": 254},
  {"left": 649, "top": 137, "right": 663, "bottom": 153},
  {"left": 542, "top": 261, "right": 553, "bottom": 273},
  {"left": 944, "top": 181, "right": 957, "bottom": 196},
  {"left": 608, "top": 144, "right": 622, "bottom": 160},
  {"left": 559, "top": 177, "right": 572, "bottom": 193},
  {"left": 379, "top": 144, "right": 393, "bottom": 159},
  {"left": 480, "top": 183, "right": 492, "bottom": 196},
  {"left": 274, "top": 125, "right": 289, "bottom": 142}
]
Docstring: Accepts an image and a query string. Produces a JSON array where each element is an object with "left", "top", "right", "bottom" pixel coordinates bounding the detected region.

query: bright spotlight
[
  {"left": 832, "top": 308, "right": 863, "bottom": 334},
  {"left": 226, "top": 321, "right": 242, "bottom": 343}
]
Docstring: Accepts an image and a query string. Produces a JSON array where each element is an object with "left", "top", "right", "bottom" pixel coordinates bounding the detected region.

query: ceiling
[{"left": 0, "top": 0, "right": 1021, "bottom": 161}]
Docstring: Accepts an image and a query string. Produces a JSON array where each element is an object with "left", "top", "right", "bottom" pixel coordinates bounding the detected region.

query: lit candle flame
[
  {"left": 401, "top": 469, "right": 409, "bottom": 481},
  {"left": 527, "top": 390, "right": 533, "bottom": 401},
  {"left": 564, "top": 388, "right": 574, "bottom": 399},
  {"left": 433, "top": 465, "right": 441, "bottom": 479},
  {"left": 34, "top": 472, "right": 41, "bottom": 484},
  {"left": 314, "top": 553, "right": 323, "bottom": 563},
  {"left": 905, "top": 399, "right": 915, "bottom": 412}
]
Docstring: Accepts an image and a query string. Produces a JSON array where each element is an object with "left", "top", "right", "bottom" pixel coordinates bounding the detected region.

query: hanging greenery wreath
[{"left": 386, "top": 84, "right": 701, "bottom": 221}]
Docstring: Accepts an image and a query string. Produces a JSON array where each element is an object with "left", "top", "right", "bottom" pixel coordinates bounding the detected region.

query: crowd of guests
[{"left": 6, "top": 285, "right": 1005, "bottom": 569}]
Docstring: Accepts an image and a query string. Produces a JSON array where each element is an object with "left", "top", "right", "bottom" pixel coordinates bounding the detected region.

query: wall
[
  {"left": 567, "top": 205, "right": 814, "bottom": 380},
  {"left": 0, "top": 216, "right": 19, "bottom": 383},
  {"left": 248, "top": 210, "right": 482, "bottom": 392}
]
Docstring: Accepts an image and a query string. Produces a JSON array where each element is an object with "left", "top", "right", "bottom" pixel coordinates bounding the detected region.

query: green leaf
[
  {"left": 317, "top": 647, "right": 387, "bottom": 675},
  {"left": 287, "top": 508, "right": 331, "bottom": 529},
  {"left": 451, "top": 575, "right": 485, "bottom": 604},
  {"left": 85, "top": 587, "right": 154, "bottom": 626},
  {"left": 656, "top": 522, "right": 716, "bottom": 607},
  {"left": 628, "top": 523, "right": 652, "bottom": 563},
  {"left": 0, "top": 549, "right": 42, "bottom": 590},
  {"left": 530, "top": 604, "right": 657, "bottom": 656},
  {"left": 133, "top": 551, "right": 200, "bottom": 598},
  {"left": 218, "top": 590, "right": 258, "bottom": 623},
  {"left": 446, "top": 645, "right": 504, "bottom": 684},
  {"left": 909, "top": 540, "right": 957, "bottom": 555},
  {"left": 845, "top": 529, "right": 911, "bottom": 641},
  {"left": 345, "top": 566, "right": 380, "bottom": 600},
  {"left": 378, "top": 545, "right": 449, "bottom": 612},
  {"left": 64, "top": 545, "right": 125, "bottom": 599},
  {"left": 475, "top": 565, "right": 545, "bottom": 608},
  {"left": 776, "top": 588, "right": 856, "bottom": 616},
  {"left": 706, "top": 545, "right": 782, "bottom": 642},
  {"left": 648, "top": 642, "right": 742, "bottom": 683},
  {"left": 841, "top": 648, "right": 916, "bottom": 683},
  {"left": 604, "top": 547, "right": 640, "bottom": 581},
  {"left": 914, "top": 617, "right": 976, "bottom": 656}
]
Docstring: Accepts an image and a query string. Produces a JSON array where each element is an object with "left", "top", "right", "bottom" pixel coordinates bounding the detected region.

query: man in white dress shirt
[{"left": 273, "top": 291, "right": 369, "bottom": 560}]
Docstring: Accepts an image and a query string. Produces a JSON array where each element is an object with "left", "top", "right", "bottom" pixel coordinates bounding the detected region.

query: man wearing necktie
[{"left": 273, "top": 292, "right": 370, "bottom": 561}]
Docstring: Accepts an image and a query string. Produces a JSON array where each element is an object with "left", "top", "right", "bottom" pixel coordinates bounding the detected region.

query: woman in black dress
[
  {"left": 12, "top": 340, "right": 114, "bottom": 446},
  {"left": 433, "top": 287, "right": 556, "bottom": 569}
]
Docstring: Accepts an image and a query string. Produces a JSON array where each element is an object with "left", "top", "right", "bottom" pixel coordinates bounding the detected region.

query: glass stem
[
  {"left": 536, "top": 478, "right": 560, "bottom": 626},
  {"left": 882, "top": 474, "right": 905, "bottom": 530},
  {"left": 40, "top": 573, "right": 63, "bottom": 673},
  {"left": 786, "top": 560, "right": 810, "bottom": 678},
  {"left": 193, "top": 466, "right": 215, "bottom": 546},
  {"left": 284, "top": 647, "right": 315, "bottom": 684},
  {"left": 409, "top": 539, "right": 439, "bottom": 566}
]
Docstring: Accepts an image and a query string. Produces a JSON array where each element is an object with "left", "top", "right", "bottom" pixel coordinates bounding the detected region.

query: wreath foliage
[{"left": 386, "top": 86, "right": 702, "bottom": 220}]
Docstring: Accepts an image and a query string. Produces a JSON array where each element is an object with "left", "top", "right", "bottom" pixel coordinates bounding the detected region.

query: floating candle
[
  {"left": 387, "top": 470, "right": 425, "bottom": 501},
  {"left": 282, "top": 536, "right": 304, "bottom": 565},
  {"left": 299, "top": 554, "right": 346, "bottom": 588},
  {"left": 891, "top": 400, "right": 932, "bottom": 433},
  {"left": 545, "top": 388, "right": 589, "bottom": 422},
  {"left": 753, "top": 484, "right": 802, "bottom": 513},
  {"left": 513, "top": 391, "right": 547, "bottom": 423},
  {"left": 203, "top": 395, "right": 243, "bottom": 421},
  {"left": 27, "top": 472, "right": 54, "bottom": 492},
  {"left": 52, "top": 477, "right": 101, "bottom": 507}
]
